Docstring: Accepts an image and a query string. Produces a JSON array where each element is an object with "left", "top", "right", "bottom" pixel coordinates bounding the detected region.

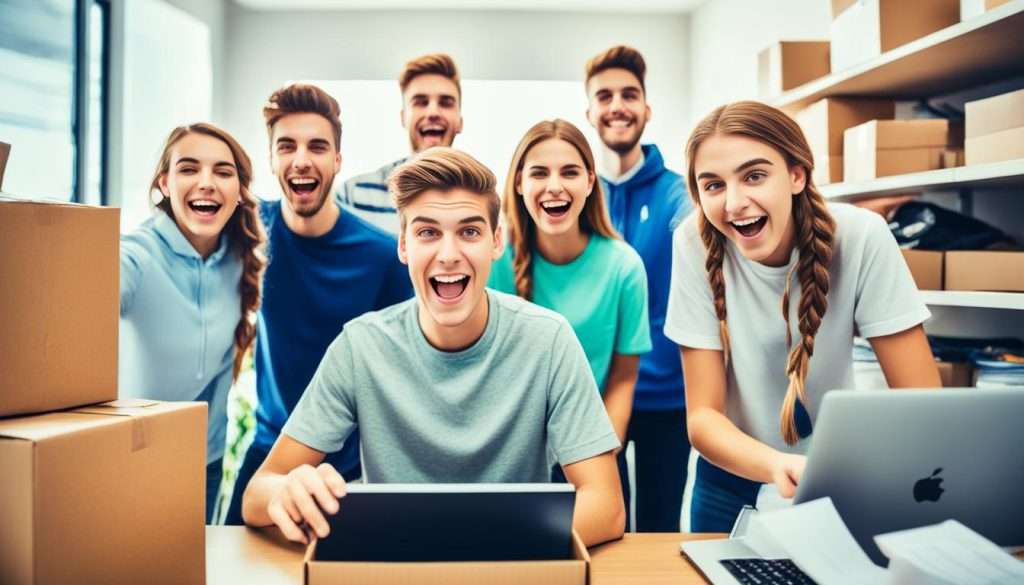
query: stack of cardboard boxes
[
  {"left": 828, "top": 0, "right": 959, "bottom": 73},
  {"left": 965, "top": 87, "right": 1024, "bottom": 166},
  {"left": 843, "top": 119, "right": 964, "bottom": 181},
  {"left": 0, "top": 147, "right": 207, "bottom": 585},
  {"left": 795, "top": 97, "right": 895, "bottom": 185}
]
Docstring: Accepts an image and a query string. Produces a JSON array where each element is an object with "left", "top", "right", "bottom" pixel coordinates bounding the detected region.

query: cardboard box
[
  {"left": 966, "top": 127, "right": 1024, "bottom": 166},
  {"left": 795, "top": 97, "right": 895, "bottom": 157},
  {"left": 0, "top": 400, "right": 206, "bottom": 585},
  {"left": 937, "top": 361, "right": 973, "bottom": 387},
  {"left": 0, "top": 198, "right": 119, "bottom": 417},
  {"left": 843, "top": 119, "right": 961, "bottom": 181},
  {"left": 830, "top": 0, "right": 960, "bottom": 72},
  {"left": 813, "top": 154, "right": 845, "bottom": 185},
  {"left": 757, "top": 41, "right": 831, "bottom": 98},
  {"left": 902, "top": 249, "right": 944, "bottom": 290},
  {"left": 965, "top": 88, "right": 1024, "bottom": 139},
  {"left": 305, "top": 531, "right": 590, "bottom": 585},
  {"left": 962, "top": 0, "right": 1014, "bottom": 20},
  {"left": 0, "top": 141, "right": 9, "bottom": 191},
  {"left": 945, "top": 250, "right": 1024, "bottom": 292}
]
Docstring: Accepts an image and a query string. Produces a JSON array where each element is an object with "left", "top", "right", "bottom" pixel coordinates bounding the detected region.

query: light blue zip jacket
[{"left": 118, "top": 211, "right": 242, "bottom": 463}]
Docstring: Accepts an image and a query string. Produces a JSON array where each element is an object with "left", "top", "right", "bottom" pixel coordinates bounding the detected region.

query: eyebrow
[
  {"left": 696, "top": 158, "right": 773, "bottom": 181},
  {"left": 409, "top": 215, "right": 487, "bottom": 226},
  {"left": 527, "top": 163, "right": 583, "bottom": 171},
  {"left": 175, "top": 157, "right": 235, "bottom": 169}
]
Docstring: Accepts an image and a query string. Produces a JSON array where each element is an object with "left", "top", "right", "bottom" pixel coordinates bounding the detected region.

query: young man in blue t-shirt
[
  {"left": 224, "top": 84, "right": 413, "bottom": 524},
  {"left": 584, "top": 45, "right": 693, "bottom": 532}
]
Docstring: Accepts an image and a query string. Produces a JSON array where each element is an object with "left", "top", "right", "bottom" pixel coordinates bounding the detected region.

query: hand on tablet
[
  {"left": 267, "top": 462, "right": 347, "bottom": 544},
  {"left": 770, "top": 453, "right": 806, "bottom": 499}
]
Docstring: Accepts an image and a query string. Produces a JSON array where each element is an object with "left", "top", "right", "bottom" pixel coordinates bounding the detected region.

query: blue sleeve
[
  {"left": 119, "top": 235, "right": 147, "bottom": 316},
  {"left": 377, "top": 251, "right": 414, "bottom": 309},
  {"left": 615, "top": 252, "right": 652, "bottom": 355},
  {"left": 668, "top": 176, "right": 693, "bottom": 231}
]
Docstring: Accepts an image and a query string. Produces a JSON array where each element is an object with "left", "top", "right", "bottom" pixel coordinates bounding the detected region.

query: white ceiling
[{"left": 235, "top": 0, "right": 709, "bottom": 14}]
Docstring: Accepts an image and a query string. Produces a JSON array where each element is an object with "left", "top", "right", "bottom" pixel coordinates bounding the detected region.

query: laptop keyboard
[{"left": 720, "top": 558, "right": 818, "bottom": 585}]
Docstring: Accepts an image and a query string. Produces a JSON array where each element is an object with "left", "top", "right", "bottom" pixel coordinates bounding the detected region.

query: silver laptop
[{"left": 682, "top": 388, "right": 1024, "bottom": 582}]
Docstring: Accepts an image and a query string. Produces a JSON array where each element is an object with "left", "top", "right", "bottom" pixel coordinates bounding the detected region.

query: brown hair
[
  {"left": 400, "top": 53, "right": 461, "bottom": 98},
  {"left": 263, "top": 84, "right": 342, "bottom": 152},
  {"left": 685, "top": 101, "right": 836, "bottom": 445},
  {"left": 585, "top": 45, "right": 647, "bottom": 93},
  {"left": 149, "top": 123, "right": 267, "bottom": 381},
  {"left": 389, "top": 147, "right": 499, "bottom": 231},
  {"left": 502, "top": 119, "right": 620, "bottom": 300}
]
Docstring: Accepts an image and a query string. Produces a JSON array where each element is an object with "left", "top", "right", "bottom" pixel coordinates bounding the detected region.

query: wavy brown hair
[
  {"left": 400, "top": 53, "right": 461, "bottom": 98},
  {"left": 685, "top": 101, "right": 836, "bottom": 445},
  {"left": 502, "top": 119, "right": 620, "bottom": 301},
  {"left": 149, "top": 123, "right": 267, "bottom": 381}
]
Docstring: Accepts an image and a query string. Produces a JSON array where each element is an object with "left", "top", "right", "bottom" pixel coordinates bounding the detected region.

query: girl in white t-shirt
[{"left": 665, "top": 101, "right": 942, "bottom": 532}]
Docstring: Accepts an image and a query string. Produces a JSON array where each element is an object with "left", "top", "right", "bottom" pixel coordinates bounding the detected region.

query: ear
[
  {"left": 585, "top": 106, "right": 597, "bottom": 129},
  {"left": 158, "top": 173, "right": 170, "bottom": 198},
  {"left": 644, "top": 103, "right": 652, "bottom": 124},
  {"left": 454, "top": 114, "right": 464, "bottom": 135},
  {"left": 397, "top": 230, "right": 409, "bottom": 265},
  {"left": 400, "top": 108, "right": 407, "bottom": 129},
  {"left": 585, "top": 171, "right": 596, "bottom": 199},
  {"left": 335, "top": 149, "right": 342, "bottom": 173},
  {"left": 491, "top": 223, "right": 504, "bottom": 260},
  {"left": 790, "top": 164, "right": 808, "bottom": 195}
]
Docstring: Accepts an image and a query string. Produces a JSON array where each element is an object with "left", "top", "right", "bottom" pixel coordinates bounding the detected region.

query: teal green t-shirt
[{"left": 489, "top": 235, "right": 652, "bottom": 393}]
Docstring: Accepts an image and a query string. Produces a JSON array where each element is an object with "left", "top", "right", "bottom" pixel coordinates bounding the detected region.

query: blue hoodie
[{"left": 600, "top": 144, "right": 691, "bottom": 411}]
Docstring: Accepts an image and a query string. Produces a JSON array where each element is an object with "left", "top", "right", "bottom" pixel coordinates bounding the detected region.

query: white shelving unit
[
  {"left": 919, "top": 291, "right": 1024, "bottom": 311},
  {"left": 820, "top": 159, "right": 1024, "bottom": 200}
]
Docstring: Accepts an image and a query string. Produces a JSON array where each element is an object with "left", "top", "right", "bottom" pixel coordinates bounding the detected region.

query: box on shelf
[
  {"left": 796, "top": 97, "right": 895, "bottom": 163},
  {"left": 843, "top": 119, "right": 962, "bottom": 181},
  {"left": 0, "top": 400, "right": 206, "bottom": 585},
  {"left": 937, "top": 361, "right": 974, "bottom": 387},
  {"left": 945, "top": 250, "right": 1024, "bottom": 292},
  {"left": 757, "top": 41, "right": 831, "bottom": 99},
  {"left": 814, "top": 154, "right": 845, "bottom": 185},
  {"left": 304, "top": 531, "right": 590, "bottom": 585},
  {"left": 830, "top": 0, "right": 960, "bottom": 72},
  {"left": 962, "top": 0, "right": 1013, "bottom": 20},
  {"left": 965, "top": 88, "right": 1024, "bottom": 165},
  {"left": 901, "top": 249, "right": 944, "bottom": 290},
  {"left": 0, "top": 199, "right": 119, "bottom": 417}
]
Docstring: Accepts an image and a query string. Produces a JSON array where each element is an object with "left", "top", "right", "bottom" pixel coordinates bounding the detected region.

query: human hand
[
  {"left": 770, "top": 453, "right": 807, "bottom": 499},
  {"left": 267, "top": 462, "right": 347, "bottom": 544}
]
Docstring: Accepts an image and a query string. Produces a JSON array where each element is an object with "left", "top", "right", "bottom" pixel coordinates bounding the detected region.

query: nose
[
  {"left": 198, "top": 168, "right": 215, "bottom": 192},
  {"left": 545, "top": 174, "right": 563, "bottom": 195},
  {"left": 609, "top": 92, "right": 626, "bottom": 114},
  {"left": 723, "top": 182, "right": 749, "bottom": 217},
  {"left": 291, "top": 147, "right": 312, "bottom": 171},
  {"left": 426, "top": 99, "right": 441, "bottom": 117},
  {"left": 437, "top": 232, "right": 460, "bottom": 264}
]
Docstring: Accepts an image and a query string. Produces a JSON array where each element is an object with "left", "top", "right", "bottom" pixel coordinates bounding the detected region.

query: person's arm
[
  {"left": 682, "top": 346, "right": 806, "bottom": 497},
  {"left": 119, "top": 237, "right": 146, "bottom": 316},
  {"left": 241, "top": 434, "right": 346, "bottom": 544},
  {"left": 602, "top": 353, "right": 639, "bottom": 448},
  {"left": 562, "top": 451, "right": 625, "bottom": 546},
  {"left": 869, "top": 324, "right": 942, "bottom": 388}
]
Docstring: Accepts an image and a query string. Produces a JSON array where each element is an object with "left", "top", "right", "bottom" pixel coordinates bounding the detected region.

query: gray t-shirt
[
  {"left": 283, "top": 290, "right": 620, "bottom": 482},
  {"left": 665, "top": 203, "right": 930, "bottom": 454}
]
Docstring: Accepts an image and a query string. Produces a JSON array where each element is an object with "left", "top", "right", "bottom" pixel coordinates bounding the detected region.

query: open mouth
[
  {"left": 419, "top": 125, "right": 447, "bottom": 141},
  {"left": 604, "top": 118, "right": 634, "bottom": 130},
  {"left": 288, "top": 177, "right": 320, "bottom": 196},
  {"left": 730, "top": 216, "right": 767, "bottom": 238},
  {"left": 540, "top": 200, "right": 571, "bottom": 218},
  {"left": 430, "top": 274, "right": 469, "bottom": 301},
  {"left": 187, "top": 199, "right": 222, "bottom": 216}
]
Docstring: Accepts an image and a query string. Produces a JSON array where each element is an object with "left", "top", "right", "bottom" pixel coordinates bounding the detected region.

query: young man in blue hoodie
[{"left": 585, "top": 45, "right": 692, "bottom": 532}]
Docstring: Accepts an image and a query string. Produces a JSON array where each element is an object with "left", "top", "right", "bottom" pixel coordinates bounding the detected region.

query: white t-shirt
[{"left": 664, "top": 203, "right": 930, "bottom": 453}]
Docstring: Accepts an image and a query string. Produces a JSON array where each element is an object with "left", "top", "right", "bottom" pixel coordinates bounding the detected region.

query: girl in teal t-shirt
[{"left": 489, "top": 119, "right": 651, "bottom": 479}]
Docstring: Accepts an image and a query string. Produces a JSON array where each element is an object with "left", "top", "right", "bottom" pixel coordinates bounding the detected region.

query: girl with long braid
[
  {"left": 665, "top": 102, "right": 941, "bottom": 532},
  {"left": 119, "top": 123, "right": 266, "bottom": 523}
]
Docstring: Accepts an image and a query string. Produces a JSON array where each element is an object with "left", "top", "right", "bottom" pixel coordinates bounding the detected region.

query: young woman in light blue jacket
[{"left": 119, "top": 123, "right": 266, "bottom": 523}]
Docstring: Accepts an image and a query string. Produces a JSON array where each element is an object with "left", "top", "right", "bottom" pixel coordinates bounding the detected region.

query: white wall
[
  {"left": 221, "top": 6, "right": 691, "bottom": 192},
  {"left": 687, "top": 0, "right": 831, "bottom": 124}
]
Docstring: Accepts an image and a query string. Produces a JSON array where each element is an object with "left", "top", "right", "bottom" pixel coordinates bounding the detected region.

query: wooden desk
[{"left": 590, "top": 533, "right": 725, "bottom": 584}]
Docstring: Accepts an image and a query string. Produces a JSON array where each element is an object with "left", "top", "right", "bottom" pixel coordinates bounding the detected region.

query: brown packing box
[
  {"left": 965, "top": 88, "right": 1024, "bottom": 139},
  {"left": 937, "top": 361, "right": 974, "bottom": 387},
  {"left": 0, "top": 400, "right": 206, "bottom": 585},
  {"left": 843, "top": 119, "right": 962, "bottom": 181},
  {"left": 757, "top": 41, "right": 831, "bottom": 98},
  {"left": 0, "top": 198, "right": 119, "bottom": 417},
  {"left": 0, "top": 141, "right": 9, "bottom": 190},
  {"left": 945, "top": 250, "right": 1024, "bottom": 292},
  {"left": 901, "top": 249, "right": 944, "bottom": 290},
  {"left": 795, "top": 97, "right": 895, "bottom": 157},
  {"left": 305, "top": 531, "right": 590, "bottom": 585},
  {"left": 966, "top": 127, "right": 1024, "bottom": 166},
  {"left": 830, "top": 0, "right": 959, "bottom": 72},
  {"left": 813, "top": 154, "right": 845, "bottom": 185}
]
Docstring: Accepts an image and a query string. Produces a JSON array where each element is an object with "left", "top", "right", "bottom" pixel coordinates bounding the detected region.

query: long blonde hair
[
  {"left": 685, "top": 101, "right": 836, "bottom": 445},
  {"left": 149, "top": 123, "right": 267, "bottom": 381},
  {"left": 502, "top": 119, "right": 620, "bottom": 300}
]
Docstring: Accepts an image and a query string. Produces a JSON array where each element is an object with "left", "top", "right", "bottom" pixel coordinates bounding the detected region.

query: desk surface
[{"left": 205, "top": 527, "right": 725, "bottom": 585}]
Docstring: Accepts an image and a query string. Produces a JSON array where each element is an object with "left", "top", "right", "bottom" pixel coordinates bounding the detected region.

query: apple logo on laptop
[{"left": 913, "top": 468, "right": 945, "bottom": 503}]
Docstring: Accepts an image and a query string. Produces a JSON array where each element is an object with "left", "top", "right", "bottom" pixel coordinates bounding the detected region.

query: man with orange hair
[{"left": 338, "top": 53, "right": 464, "bottom": 234}]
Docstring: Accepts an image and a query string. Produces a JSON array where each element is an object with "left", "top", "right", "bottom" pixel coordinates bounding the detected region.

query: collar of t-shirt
[
  {"left": 153, "top": 209, "right": 229, "bottom": 264},
  {"left": 604, "top": 150, "right": 646, "bottom": 186}
]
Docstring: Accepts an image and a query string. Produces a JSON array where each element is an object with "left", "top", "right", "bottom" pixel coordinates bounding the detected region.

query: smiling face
[
  {"left": 398, "top": 188, "right": 502, "bottom": 347},
  {"left": 692, "top": 133, "right": 807, "bottom": 267},
  {"left": 402, "top": 74, "right": 463, "bottom": 153},
  {"left": 159, "top": 132, "right": 241, "bottom": 255},
  {"left": 586, "top": 68, "right": 650, "bottom": 154},
  {"left": 270, "top": 112, "right": 341, "bottom": 218},
  {"left": 518, "top": 138, "right": 595, "bottom": 238}
]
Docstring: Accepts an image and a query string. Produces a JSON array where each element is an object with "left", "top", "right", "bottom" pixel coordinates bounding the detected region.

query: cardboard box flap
[
  {"left": 0, "top": 194, "right": 107, "bottom": 209},
  {"left": 73, "top": 400, "right": 174, "bottom": 452},
  {"left": 0, "top": 400, "right": 180, "bottom": 449}
]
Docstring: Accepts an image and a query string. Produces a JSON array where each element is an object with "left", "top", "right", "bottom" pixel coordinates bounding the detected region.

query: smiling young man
[
  {"left": 337, "top": 53, "right": 464, "bottom": 235},
  {"left": 224, "top": 84, "right": 413, "bottom": 525},
  {"left": 242, "top": 148, "right": 625, "bottom": 548},
  {"left": 585, "top": 46, "right": 692, "bottom": 533}
]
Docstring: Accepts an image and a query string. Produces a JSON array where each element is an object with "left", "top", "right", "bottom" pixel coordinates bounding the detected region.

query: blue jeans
[
  {"left": 690, "top": 457, "right": 760, "bottom": 533},
  {"left": 206, "top": 458, "right": 224, "bottom": 524}
]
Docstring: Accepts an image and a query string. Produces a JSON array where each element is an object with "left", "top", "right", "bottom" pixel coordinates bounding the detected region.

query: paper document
[
  {"left": 875, "top": 520, "right": 1024, "bottom": 585},
  {"left": 755, "top": 483, "right": 794, "bottom": 513},
  {"left": 747, "top": 497, "right": 888, "bottom": 584}
]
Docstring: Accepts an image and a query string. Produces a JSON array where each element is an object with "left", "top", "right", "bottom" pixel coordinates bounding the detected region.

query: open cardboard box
[{"left": 304, "top": 530, "right": 590, "bottom": 585}]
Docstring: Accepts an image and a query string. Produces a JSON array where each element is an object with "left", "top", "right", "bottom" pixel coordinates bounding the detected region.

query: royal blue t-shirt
[{"left": 252, "top": 200, "right": 414, "bottom": 473}]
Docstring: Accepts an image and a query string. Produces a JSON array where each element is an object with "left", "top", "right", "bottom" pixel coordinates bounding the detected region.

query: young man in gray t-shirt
[{"left": 243, "top": 147, "right": 625, "bottom": 548}]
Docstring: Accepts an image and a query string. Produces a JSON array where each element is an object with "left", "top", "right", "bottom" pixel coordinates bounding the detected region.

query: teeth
[
  {"left": 731, "top": 217, "right": 764, "bottom": 226},
  {"left": 290, "top": 178, "right": 316, "bottom": 185},
  {"left": 190, "top": 200, "right": 219, "bottom": 208},
  {"left": 541, "top": 200, "right": 570, "bottom": 209},
  {"left": 433, "top": 274, "right": 467, "bottom": 283},
  {"left": 608, "top": 120, "right": 631, "bottom": 128}
]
